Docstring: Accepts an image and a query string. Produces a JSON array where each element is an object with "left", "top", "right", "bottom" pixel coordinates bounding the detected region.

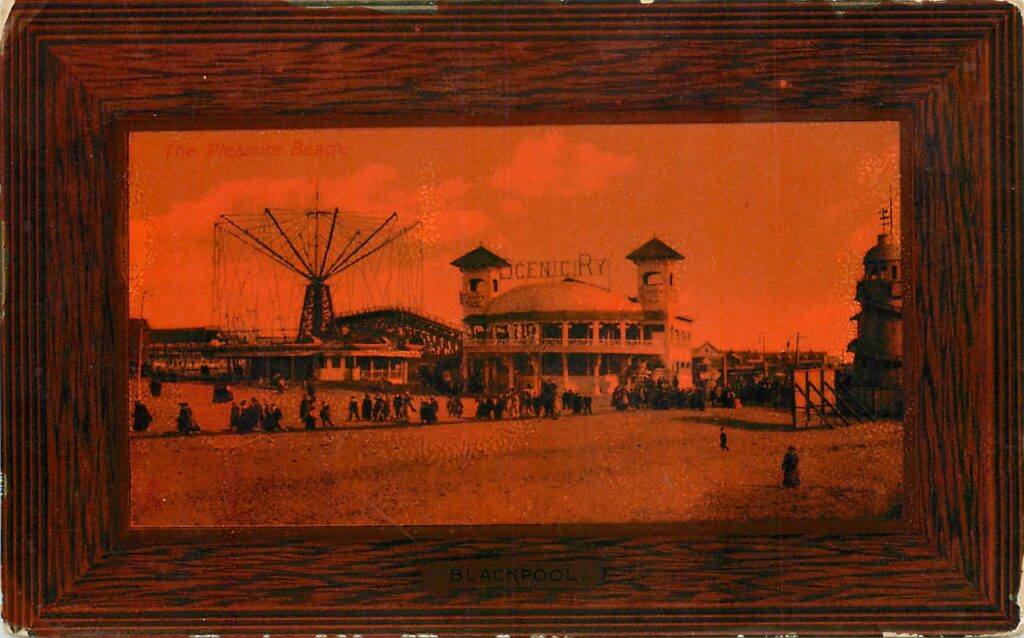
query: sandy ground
[{"left": 130, "top": 383, "right": 903, "bottom": 527}]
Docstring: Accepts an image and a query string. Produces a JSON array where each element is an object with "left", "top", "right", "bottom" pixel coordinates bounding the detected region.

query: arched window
[
  {"left": 492, "top": 279, "right": 498, "bottom": 292},
  {"left": 643, "top": 271, "right": 663, "bottom": 286},
  {"left": 468, "top": 278, "right": 484, "bottom": 292},
  {"left": 891, "top": 265, "right": 898, "bottom": 279},
  {"left": 669, "top": 273, "right": 674, "bottom": 286}
]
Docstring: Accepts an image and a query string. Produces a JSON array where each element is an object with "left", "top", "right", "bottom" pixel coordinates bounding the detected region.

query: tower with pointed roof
[
  {"left": 450, "top": 245, "right": 511, "bottom": 316},
  {"left": 626, "top": 237, "right": 693, "bottom": 387},
  {"left": 627, "top": 237, "right": 684, "bottom": 314}
]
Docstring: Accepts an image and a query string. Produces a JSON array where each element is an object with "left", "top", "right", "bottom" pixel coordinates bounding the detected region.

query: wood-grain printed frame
[{"left": 1, "top": 1, "right": 1021, "bottom": 635}]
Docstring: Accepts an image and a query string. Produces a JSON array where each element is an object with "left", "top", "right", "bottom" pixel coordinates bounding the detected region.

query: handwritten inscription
[{"left": 498, "top": 253, "right": 608, "bottom": 281}]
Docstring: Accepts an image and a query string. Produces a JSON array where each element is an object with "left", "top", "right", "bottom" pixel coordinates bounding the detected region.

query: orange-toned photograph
[{"left": 128, "top": 122, "right": 903, "bottom": 528}]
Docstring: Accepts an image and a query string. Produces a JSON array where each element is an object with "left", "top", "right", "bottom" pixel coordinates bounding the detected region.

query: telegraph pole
[
  {"left": 136, "top": 290, "right": 148, "bottom": 400},
  {"left": 758, "top": 332, "right": 767, "bottom": 376}
]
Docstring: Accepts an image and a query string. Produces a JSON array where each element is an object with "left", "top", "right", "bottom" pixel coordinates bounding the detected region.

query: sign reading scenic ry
[{"left": 498, "top": 253, "right": 609, "bottom": 281}]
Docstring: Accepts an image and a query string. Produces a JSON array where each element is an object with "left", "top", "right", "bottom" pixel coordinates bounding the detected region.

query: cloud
[
  {"left": 488, "top": 132, "right": 637, "bottom": 199},
  {"left": 136, "top": 165, "right": 490, "bottom": 247}
]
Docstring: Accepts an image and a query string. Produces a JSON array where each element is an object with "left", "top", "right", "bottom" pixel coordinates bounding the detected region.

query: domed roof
[
  {"left": 479, "top": 278, "right": 642, "bottom": 318},
  {"left": 864, "top": 234, "right": 900, "bottom": 263}
]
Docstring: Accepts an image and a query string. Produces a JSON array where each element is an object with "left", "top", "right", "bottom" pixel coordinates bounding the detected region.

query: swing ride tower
[{"left": 213, "top": 207, "right": 421, "bottom": 343}]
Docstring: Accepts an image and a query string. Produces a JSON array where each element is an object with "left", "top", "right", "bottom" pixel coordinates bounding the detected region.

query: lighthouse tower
[{"left": 848, "top": 208, "right": 903, "bottom": 414}]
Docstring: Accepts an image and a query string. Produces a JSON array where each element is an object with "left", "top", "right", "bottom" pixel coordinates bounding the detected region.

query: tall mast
[
  {"left": 313, "top": 180, "right": 321, "bottom": 275},
  {"left": 882, "top": 182, "right": 894, "bottom": 236}
]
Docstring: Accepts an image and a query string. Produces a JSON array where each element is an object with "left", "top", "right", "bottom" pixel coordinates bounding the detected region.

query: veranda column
[{"left": 460, "top": 347, "right": 469, "bottom": 387}]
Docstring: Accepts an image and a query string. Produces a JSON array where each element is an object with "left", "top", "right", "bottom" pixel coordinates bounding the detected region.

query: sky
[{"left": 129, "top": 122, "right": 900, "bottom": 358}]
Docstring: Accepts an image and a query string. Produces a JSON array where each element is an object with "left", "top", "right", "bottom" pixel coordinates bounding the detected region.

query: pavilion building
[{"left": 451, "top": 239, "right": 695, "bottom": 395}]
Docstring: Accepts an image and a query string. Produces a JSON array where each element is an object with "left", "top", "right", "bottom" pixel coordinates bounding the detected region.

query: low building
[
  {"left": 691, "top": 341, "right": 830, "bottom": 389},
  {"left": 331, "top": 306, "right": 463, "bottom": 388},
  {"left": 147, "top": 326, "right": 228, "bottom": 378},
  {"left": 217, "top": 305, "right": 461, "bottom": 385},
  {"left": 138, "top": 307, "right": 462, "bottom": 387},
  {"left": 217, "top": 341, "right": 420, "bottom": 385},
  {"left": 452, "top": 238, "right": 695, "bottom": 395}
]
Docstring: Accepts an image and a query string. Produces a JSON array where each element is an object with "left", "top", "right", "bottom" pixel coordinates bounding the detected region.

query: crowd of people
[
  {"left": 132, "top": 375, "right": 798, "bottom": 436},
  {"left": 132, "top": 378, "right": 746, "bottom": 436},
  {"left": 611, "top": 378, "right": 708, "bottom": 411},
  {"left": 229, "top": 398, "right": 286, "bottom": 432},
  {"left": 131, "top": 378, "right": 804, "bottom": 488},
  {"left": 468, "top": 382, "right": 559, "bottom": 420},
  {"left": 731, "top": 376, "right": 795, "bottom": 408},
  {"left": 606, "top": 375, "right": 797, "bottom": 413},
  {"left": 345, "top": 392, "right": 442, "bottom": 425}
]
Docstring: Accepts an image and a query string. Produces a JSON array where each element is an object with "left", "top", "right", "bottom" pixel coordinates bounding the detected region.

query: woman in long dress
[{"left": 782, "top": 446, "right": 800, "bottom": 487}]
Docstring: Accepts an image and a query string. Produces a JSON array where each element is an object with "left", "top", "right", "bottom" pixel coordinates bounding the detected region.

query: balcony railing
[
  {"left": 459, "top": 291, "right": 486, "bottom": 307},
  {"left": 358, "top": 369, "right": 405, "bottom": 380},
  {"left": 465, "top": 337, "right": 660, "bottom": 349},
  {"left": 465, "top": 337, "right": 538, "bottom": 347}
]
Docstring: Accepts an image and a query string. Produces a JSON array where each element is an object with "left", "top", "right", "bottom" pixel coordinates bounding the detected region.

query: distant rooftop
[{"left": 148, "top": 326, "right": 222, "bottom": 344}]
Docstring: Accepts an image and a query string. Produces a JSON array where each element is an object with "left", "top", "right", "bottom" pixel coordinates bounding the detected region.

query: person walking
[
  {"left": 319, "top": 401, "right": 335, "bottom": 428},
  {"left": 429, "top": 396, "right": 440, "bottom": 424},
  {"left": 176, "top": 402, "right": 200, "bottom": 434},
  {"left": 361, "top": 394, "right": 373, "bottom": 421},
  {"left": 132, "top": 400, "right": 153, "bottom": 432},
  {"left": 229, "top": 401, "right": 242, "bottom": 431},
  {"left": 782, "top": 446, "right": 800, "bottom": 487},
  {"left": 719, "top": 427, "right": 729, "bottom": 452},
  {"left": 393, "top": 394, "right": 407, "bottom": 422}
]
